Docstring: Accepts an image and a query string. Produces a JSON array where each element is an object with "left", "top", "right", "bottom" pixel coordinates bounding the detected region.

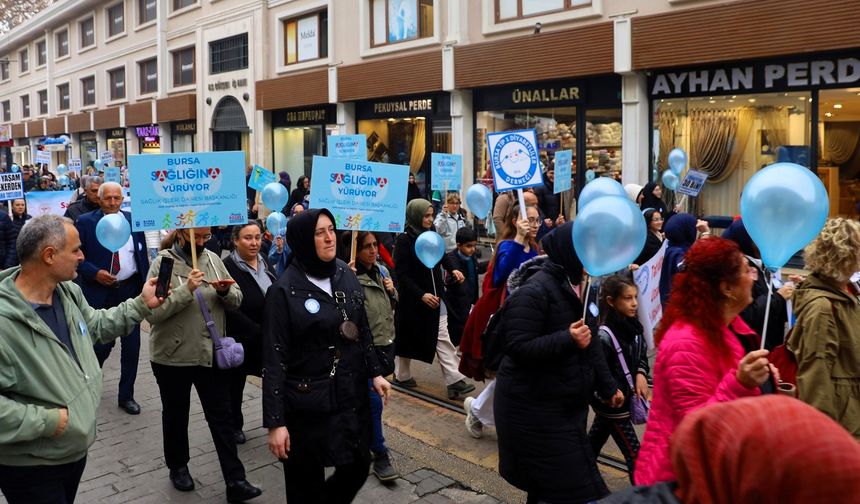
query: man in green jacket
[{"left": 0, "top": 214, "right": 166, "bottom": 503}]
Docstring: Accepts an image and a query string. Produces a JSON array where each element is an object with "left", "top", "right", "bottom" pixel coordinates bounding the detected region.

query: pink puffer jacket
[{"left": 634, "top": 317, "right": 761, "bottom": 485}]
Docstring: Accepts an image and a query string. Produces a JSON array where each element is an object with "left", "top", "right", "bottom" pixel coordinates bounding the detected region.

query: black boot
[
  {"left": 372, "top": 452, "right": 400, "bottom": 482},
  {"left": 169, "top": 466, "right": 194, "bottom": 492},
  {"left": 225, "top": 479, "right": 262, "bottom": 503}
]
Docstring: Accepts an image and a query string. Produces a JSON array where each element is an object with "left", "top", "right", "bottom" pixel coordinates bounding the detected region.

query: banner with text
[
  {"left": 99, "top": 151, "right": 114, "bottom": 166},
  {"left": 309, "top": 155, "right": 408, "bottom": 232},
  {"left": 676, "top": 168, "right": 709, "bottom": 197},
  {"left": 104, "top": 166, "right": 122, "bottom": 184},
  {"left": 553, "top": 150, "right": 572, "bottom": 194},
  {"left": 487, "top": 129, "right": 544, "bottom": 192},
  {"left": 328, "top": 134, "right": 367, "bottom": 160},
  {"left": 248, "top": 164, "right": 276, "bottom": 191},
  {"left": 0, "top": 173, "right": 24, "bottom": 200},
  {"left": 68, "top": 158, "right": 82, "bottom": 172},
  {"left": 26, "top": 190, "right": 75, "bottom": 217},
  {"left": 34, "top": 150, "right": 52, "bottom": 165},
  {"left": 128, "top": 151, "right": 247, "bottom": 231},
  {"left": 633, "top": 241, "right": 667, "bottom": 349},
  {"left": 430, "top": 153, "right": 462, "bottom": 191}
]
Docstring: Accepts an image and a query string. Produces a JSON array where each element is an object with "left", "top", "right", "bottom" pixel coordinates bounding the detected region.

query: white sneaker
[{"left": 464, "top": 396, "right": 483, "bottom": 439}]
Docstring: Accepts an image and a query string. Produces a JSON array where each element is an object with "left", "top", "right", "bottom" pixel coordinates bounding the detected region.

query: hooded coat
[
  {"left": 393, "top": 199, "right": 445, "bottom": 363},
  {"left": 788, "top": 273, "right": 860, "bottom": 439},
  {"left": 494, "top": 223, "right": 618, "bottom": 504},
  {"left": 659, "top": 214, "right": 697, "bottom": 305}
]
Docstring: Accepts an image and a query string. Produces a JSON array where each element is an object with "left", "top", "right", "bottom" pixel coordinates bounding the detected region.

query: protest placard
[
  {"left": 633, "top": 241, "right": 668, "bottom": 349},
  {"left": 128, "top": 151, "right": 247, "bottom": 232},
  {"left": 430, "top": 153, "right": 462, "bottom": 191},
  {"left": 554, "top": 150, "right": 572, "bottom": 194},
  {"left": 0, "top": 173, "right": 24, "bottom": 200},
  {"left": 676, "top": 169, "right": 709, "bottom": 197},
  {"left": 26, "top": 190, "right": 76, "bottom": 217},
  {"left": 34, "top": 150, "right": 52, "bottom": 165},
  {"left": 248, "top": 164, "right": 276, "bottom": 191},
  {"left": 328, "top": 135, "right": 367, "bottom": 160},
  {"left": 68, "top": 158, "right": 83, "bottom": 172},
  {"left": 309, "top": 155, "right": 409, "bottom": 232},
  {"left": 104, "top": 166, "right": 122, "bottom": 184},
  {"left": 99, "top": 151, "right": 114, "bottom": 166},
  {"left": 487, "top": 129, "right": 544, "bottom": 192}
]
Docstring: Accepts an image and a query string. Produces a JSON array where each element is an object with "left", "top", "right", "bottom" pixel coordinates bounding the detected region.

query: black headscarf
[
  {"left": 721, "top": 218, "right": 759, "bottom": 258},
  {"left": 540, "top": 221, "right": 584, "bottom": 284},
  {"left": 639, "top": 182, "right": 667, "bottom": 215},
  {"left": 286, "top": 208, "right": 338, "bottom": 278}
]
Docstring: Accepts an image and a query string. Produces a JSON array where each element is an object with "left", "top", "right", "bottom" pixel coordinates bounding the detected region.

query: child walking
[
  {"left": 442, "top": 228, "right": 487, "bottom": 347},
  {"left": 588, "top": 274, "right": 651, "bottom": 482}
]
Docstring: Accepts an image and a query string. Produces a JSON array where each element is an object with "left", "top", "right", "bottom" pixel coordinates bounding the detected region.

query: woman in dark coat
[
  {"left": 8, "top": 198, "right": 31, "bottom": 267},
  {"left": 721, "top": 218, "right": 793, "bottom": 349},
  {"left": 224, "top": 221, "right": 276, "bottom": 444},
  {"left": 659, "top": 213, "right": 709, "bottom": 305},
  {"left": 284, "top": 175, "right": 309, "bottom": 213},
  {"left": 392, "top": 198, "right": 474, "bottom": 399},
  {"left": 262, "top": 208, "right": 391, "bottom": 503},
  {"left": 494, "top": 221, "right": 621, "bottom": 504}
]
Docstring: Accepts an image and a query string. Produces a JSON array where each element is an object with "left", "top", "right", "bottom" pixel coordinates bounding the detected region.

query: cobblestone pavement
[{"left": 0, "top": 330, "right": 503, "bottom": 504}]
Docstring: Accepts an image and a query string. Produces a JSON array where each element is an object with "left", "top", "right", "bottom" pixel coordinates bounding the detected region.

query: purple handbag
[
  {"left": 601, "top": 325, "right": 650, "bottom": 425},
  {"left": 195, "top": 290, "right": 244, "bottom": 369}
]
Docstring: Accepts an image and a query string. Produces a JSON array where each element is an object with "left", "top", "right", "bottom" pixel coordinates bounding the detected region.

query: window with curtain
[
  {"left": 370, "top": 0, "right": 433, "bottom": 47},
  {"left": 495, "top": 0, "right": 591, "bottom": 22},
  {"left": 80, "top": 17, "right": 95, "bottom": 48}
]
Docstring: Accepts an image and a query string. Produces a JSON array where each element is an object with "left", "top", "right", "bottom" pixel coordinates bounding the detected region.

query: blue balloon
[
  {"left": 573, "top": 195, "right": 647, "bottom": 276},
  {"left": 261, "top": 182, "right": 289, "bottom": 211},
  {"left": 10, "top": 164, "right": 20, "bottom": 173},
  {"left": 661, "top": 170, "right": 679, "bottom": 191},
  {"left": 740, "top": 162, "right": 829, "bottom": 269},
  {"left": 57, "top": 164, "right": 68, "bottom": 175},
  {"left": 266, "top": 211, "right": 287, "bottom": 237},
  {"left": 58, "top": 175, "right": 70, "bottom": 187},
  {"left": 415, "top": 231, "right": 445, "bottom": 269},
  {"left": 585, "top": 169, "right": 596, "bottom": 183},
  {"left": 465, "top": 183, "right": 492, "bottom": 217},
  {"left": 578, "top": 176, "right": 626, "bottom": 210},
  {"left": 95, "top": 213, "right": 131, "bottom": 253},
  {"left": 668, "top": 148, "right": 687, "bottom": 175}
]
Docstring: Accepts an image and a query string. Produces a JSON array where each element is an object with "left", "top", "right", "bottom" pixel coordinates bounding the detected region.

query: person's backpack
[{"left": 480, "top": 298, "right": 511, "bottom": 375}]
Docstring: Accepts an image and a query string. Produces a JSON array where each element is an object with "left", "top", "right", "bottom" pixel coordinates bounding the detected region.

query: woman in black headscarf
[
  {"left": 633, "top": 208, "right": 666, "bottom": 267},
  {"left": 262, "top": 208, "right": 391, "bottom": 503},
  {"left": 494, "top": 222, "right": 622, "bottom": 504},
  {"left": 284, "top": 175, "right": 310, "bottom": 213}
]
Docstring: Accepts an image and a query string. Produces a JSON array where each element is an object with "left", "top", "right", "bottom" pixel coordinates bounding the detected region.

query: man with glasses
[{"left": 74, "top": 182, "right": 149, "bottom": 415}]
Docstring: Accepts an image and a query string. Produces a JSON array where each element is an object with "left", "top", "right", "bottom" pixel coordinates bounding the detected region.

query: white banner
[
  {"left": 633, "top": 241, "right": 668, "bottom": 349},
  {"left": 34, "top": 150, "right": 52, "bottom": 165},
  {"left": 25, "top": 190, "right": 75, "bottom": 217}
]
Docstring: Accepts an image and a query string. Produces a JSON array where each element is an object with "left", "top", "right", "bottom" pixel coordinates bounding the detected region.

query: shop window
[
  {"left": 475, "top": 107, "right": 577, "bottom": 185},
  {"left": 38, "top": 89, "right": 48, "bottom": 115},
  {"left": 173, "top": 0, "right": 196, "bottom": 11},
  {"left": 1, "top": 101, "right": 10, "bottom": 122},
  {"left": 57, "top": 83, "right": 70, "bottom": 111},
  {"left": 360, "top": 117, "right": 427, "bottom": 175},
  {"left": 81, "top": 76, "right": 96, "bottom": 106},
  {"left": 19, "top": 48, "right": 28, "bottom": 73},
  {"left": 21, "top": 94, "right": 30, "bottom": 118},
  {"left": 109, "top": 67, "right": 126, "bottom": 101},
  {"left": 172, "top": 47, "right": 195, "bottom": 86},
  {"left": 80, "top": 17, "right": 95, "bottom": 48},
  {"left": 139, "top": 0, "right": 156, "bottom": 24},
  {"left": 819, "top": 89, "right": 860, "bottom": 218},
  {"left": 139, "top": 58, "right": 157, "bottom": 95},
  {"left": 36, "top": 39, "right": 46, "bottom": 67},
  {"left": 585, "top": 109, "right": 622, "bottom": 180},
  {"left": 273, "top": 125, "right": 324, "bottom": 182},
  {"left": 107, "top": 3, "right": 125, "bottom": 38},
  {"left": 283, "top": 10, "right": 328, "bottom": 65},
  {"left": 209, "top": 33, "right": 248, "bottom": 74},
  {"left": 496, "top": 0, "right": 591, "bottom": 22},
  {"left": 653, "top": 92, "right": 810, "bottom": 217},
  {"left": 56, "top": 29, "right": 69, "bottom": 58},
  {"left": 1, "top": 60, "right": 8, "bottom": 81},
  {"left": 370, "top": 0, "right": 434, "bottom": 47}
]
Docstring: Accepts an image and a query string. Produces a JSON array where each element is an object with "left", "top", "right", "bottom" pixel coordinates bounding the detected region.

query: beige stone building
[{"left": 2, "top": 0, "right": 859, "bottom": 218}]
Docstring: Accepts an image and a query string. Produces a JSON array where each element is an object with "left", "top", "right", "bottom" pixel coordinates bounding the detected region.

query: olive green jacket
[
  {"left": 788, "top": 273, "right": 860, "bottom": 439},
  {"left": 356, "top": 266, "right": 397, "bottom": 347},
  {"left": 0, "top": 267, "right": 151, "bottom": 466},
  {"left": 146, "top": 247, "right": 241, "bottom": 367}
]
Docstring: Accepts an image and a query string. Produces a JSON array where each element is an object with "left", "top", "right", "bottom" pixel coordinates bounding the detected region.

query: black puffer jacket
[
  {"left": 262, "top": 259, "right": 382, "bottom": 466},
  {"left": 494, "top": 257, "right": 618, "bottom": 504}
]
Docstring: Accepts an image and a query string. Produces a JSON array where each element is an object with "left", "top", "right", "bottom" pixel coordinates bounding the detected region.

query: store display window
[
  {"left": 273, "top": 125, "right": 324, "bottom": 183},
  {"left": 818, "top": 88, "right": 860, "bottom": 218},
  {"left": 136, "top": 125, "right": 161, "bottom": 154},
  {"left": 171, "top": 121, "right": 196, "bottom": 153},
  {"left": 652, "top": 91, "right": 811, "bottom": 217}
]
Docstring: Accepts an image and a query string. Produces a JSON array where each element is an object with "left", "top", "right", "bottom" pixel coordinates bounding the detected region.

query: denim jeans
[{"left": 368, "top": 380, "right": 386, "bottom": 455}]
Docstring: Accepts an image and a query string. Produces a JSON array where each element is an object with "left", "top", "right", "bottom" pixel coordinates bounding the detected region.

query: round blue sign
[{"left": 492, "top": 133, "right": 539, "bottom": 187}]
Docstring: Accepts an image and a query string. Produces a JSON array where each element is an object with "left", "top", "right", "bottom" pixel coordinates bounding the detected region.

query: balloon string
[
  {"left": 760, "top": 269, "right": 774, "bottom": 350},
  {"left": 431, "top": 268, "right": 437, "bottom": 297},
  {"left": 581, "top": 276, "right": 592, "bottom": 322}
]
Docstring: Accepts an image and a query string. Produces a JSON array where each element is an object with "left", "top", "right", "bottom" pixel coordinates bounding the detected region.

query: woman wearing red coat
[{"left": 634, "top": 238, "right": 777, "bottom": 485}]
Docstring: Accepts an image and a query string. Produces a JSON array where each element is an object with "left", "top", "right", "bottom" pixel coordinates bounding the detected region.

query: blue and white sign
[
  {"left": 26, "top": 190, "right": 75, "bottom": 217},
  {"left": 68, "top": 158, "right": 82, "bottom": 172},
  {"left": 328, "top": 134, "right": 367, "bottom": 160},
  {"left": 104, "top": 166, "right": 122, "bottom": 184},
  {"left": 34, "top": 150, "right": 52, "bottom": 165},
  {"left": 248, "top": 164, "right": 276, "bottom": 191},
  {"left": 430, "top": 153, "right": 462, "bottom": 191},
  {"left": 676, "top": 169, "right": 709, "bottom": 197},
  {"left": 0, "top": 173, "right": 24, "bottom": 200},
  {"left": 128, "top": 151, "right": 247, "bottom": 232},
  {"left": 309, "top": 155, "right": 409, "bottom": 232},
  {"left": 487, "top": 129, "right": 543, "bottom": 192},
  {"left": 99, "top": 151, "right": 114, "bottom": 166},
  {"left": 553, "top": 150, "right": 572, "bottom": 194}
]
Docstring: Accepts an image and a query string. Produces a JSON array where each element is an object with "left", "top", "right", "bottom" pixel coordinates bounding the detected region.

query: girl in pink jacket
[{"left": 634, "top": 237, "right": 777, "bottom": 485}]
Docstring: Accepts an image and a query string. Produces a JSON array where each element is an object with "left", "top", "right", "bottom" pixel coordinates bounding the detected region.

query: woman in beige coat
[{"left": 789, "top": 218, "right": 860, "bottom": 440}]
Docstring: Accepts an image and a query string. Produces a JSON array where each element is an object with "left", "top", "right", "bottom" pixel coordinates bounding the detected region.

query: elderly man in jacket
[{"left": 0, "top": 214, "right": 165, "bottom": 504}]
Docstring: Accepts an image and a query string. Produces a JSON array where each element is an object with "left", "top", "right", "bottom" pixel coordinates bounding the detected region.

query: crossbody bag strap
[
  {"left": 600, "top": 325, "right": 634, "bottom": 390},
  {"left": 195, "top": 290, "right": 223, "bottom": 347}
]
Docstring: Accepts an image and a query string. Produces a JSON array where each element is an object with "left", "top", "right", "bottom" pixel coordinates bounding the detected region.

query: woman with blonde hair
[{"left": 788, "top": 218, "right": 860, "bottom": 440}]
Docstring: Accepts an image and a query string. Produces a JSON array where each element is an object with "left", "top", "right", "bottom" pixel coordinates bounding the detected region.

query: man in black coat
[{"left": 64, "top": 176, "right": 103, "bottom": 223}]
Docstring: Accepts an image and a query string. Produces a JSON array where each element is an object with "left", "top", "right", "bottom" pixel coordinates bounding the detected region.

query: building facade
[{"left": 1, "top": 0, "right": 859, "bottom": 218}]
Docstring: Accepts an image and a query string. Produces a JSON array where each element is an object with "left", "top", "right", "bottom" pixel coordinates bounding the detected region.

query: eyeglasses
[{"left": 187, "top": 233, "right": 212, "bottom": 241}]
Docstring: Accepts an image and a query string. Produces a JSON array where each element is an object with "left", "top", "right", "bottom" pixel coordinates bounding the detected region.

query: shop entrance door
[
  {"left": 211, "top": 96, "right": 249, "bottom": 156},
  {"left": 213, "top": 131, "right": 241, "bottom": 151}
]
